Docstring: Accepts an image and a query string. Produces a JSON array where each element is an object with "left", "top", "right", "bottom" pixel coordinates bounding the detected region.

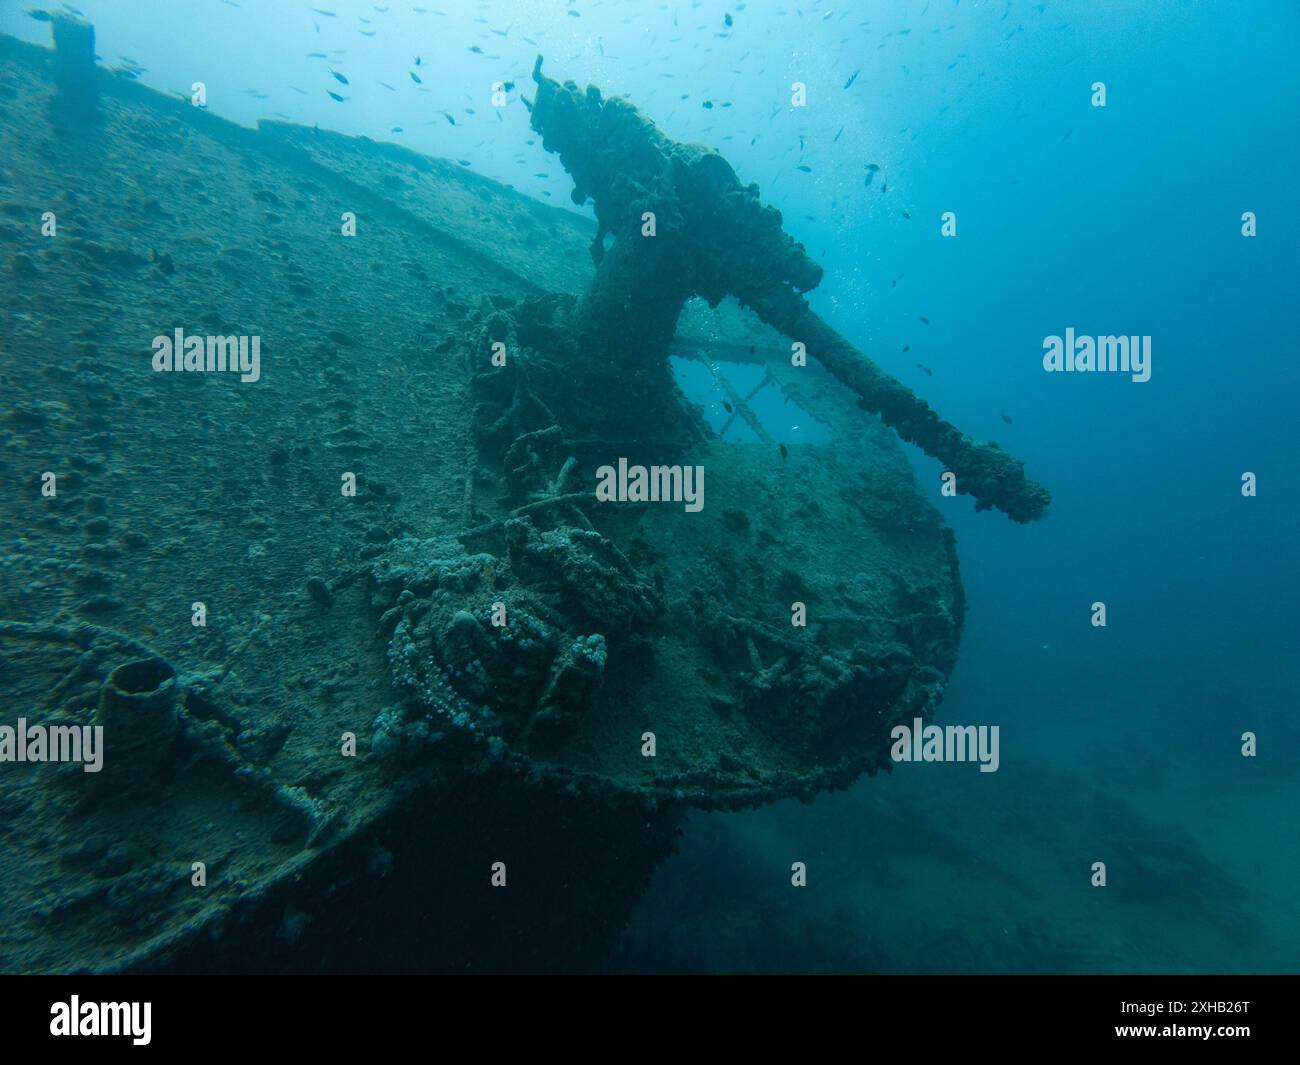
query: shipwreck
[{"left": 0, "top": 19, "right": 1045, "bottom": 973}]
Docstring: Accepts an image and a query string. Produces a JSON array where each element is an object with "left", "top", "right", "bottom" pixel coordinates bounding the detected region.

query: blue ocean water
[{"left": 6, "top": 0, "right": 1295, "bottom": 973}]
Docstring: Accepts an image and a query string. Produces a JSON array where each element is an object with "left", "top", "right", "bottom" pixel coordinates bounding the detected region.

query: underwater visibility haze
[{"left": 0, "top": 0, "right": 1296, "bottom": 977}]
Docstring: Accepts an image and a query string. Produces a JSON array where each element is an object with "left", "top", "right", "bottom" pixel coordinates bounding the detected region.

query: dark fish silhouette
[
  {"left": 843, "top": 69, "right": 860, "bottom": 89},
  {"left": 902, "top": 345, "right": 910, "bottom": 352},
  {"left": 327, "top": 91, "right": 345, "bottom": 102},
  {"left": 724, "top": 12, "right": 733, "bottom": 27},
  {"left": 902, "top": 210, "right": 911, "bottom": 219},
  {"left": 722, "top": 400, "right": 733, "bottom": 413},
  {"left": 410, "top": 70, "right": 422, "bottom": 83},
  {"left": 796, "top": 165, "right": 811, "bottom": 172},
  {"left": 28, "top": 9, "right": 53, "bottom": 19},
  {"left": 413, "top": 56, "right": 422, "bottom": 65},
  {"left": 1001, "top": 413, "right": 1013, "bottom": 425},
  {"left": 919, "top": 316, "right": 930, "bottom": 325},
  {"left": 916, "top": 363, "right": 933, "bottom": 376},
  {"left": 330, "top": 70, "right": 349, "bottom": 85},
  {"left": 779, "top": 443, "right": 788, "bottom": 461}
]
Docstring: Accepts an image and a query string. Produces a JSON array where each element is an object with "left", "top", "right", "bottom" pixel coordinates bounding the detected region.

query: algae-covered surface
[{"left": 0, "top": 28, "right": 961, "bottom": 972}]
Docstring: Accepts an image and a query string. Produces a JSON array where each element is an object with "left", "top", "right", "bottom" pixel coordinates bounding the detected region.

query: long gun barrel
[{"left": 529, "top": 56, "right": 1049, "bottom": 523}]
